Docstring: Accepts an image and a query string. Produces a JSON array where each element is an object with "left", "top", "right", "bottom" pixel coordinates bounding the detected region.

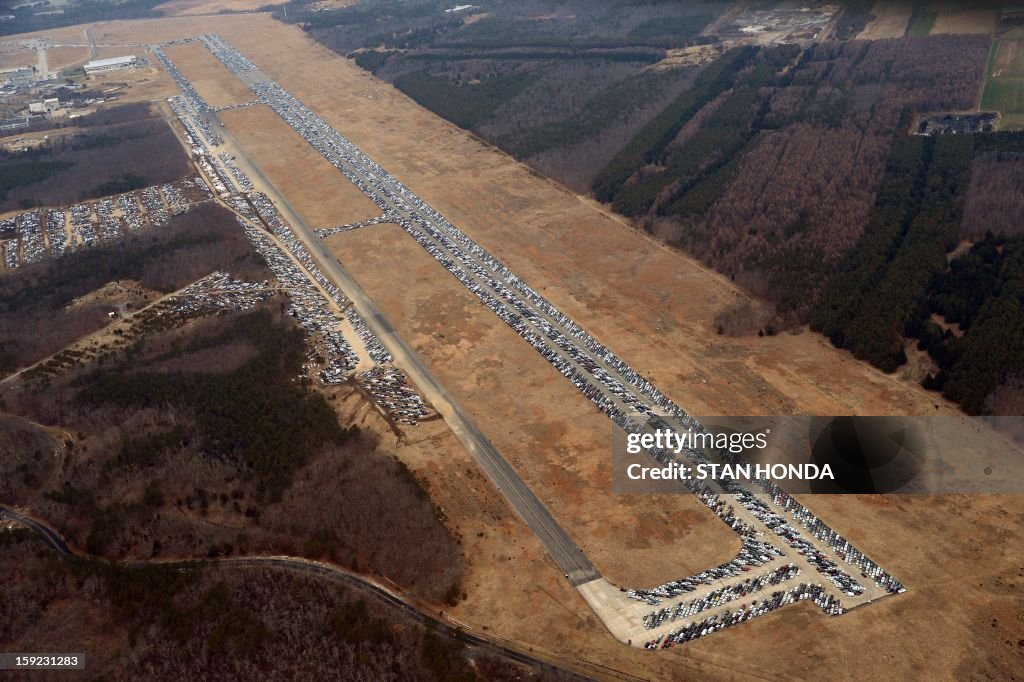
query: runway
[{"left": 211, "top": 113, "right": 600, "bottom": 586}]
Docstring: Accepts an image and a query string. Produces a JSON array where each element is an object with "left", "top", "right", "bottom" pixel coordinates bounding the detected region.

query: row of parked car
[
  {"left": 628, "top": 538, "right": 785, "bottom": 606},
  {"left": 184, "top": 34, "right": 907, "bottom": 634},
  {"left": 643, "top": 563, "right": 803, "bottom": 630},
  {"left": 356, "top": 366, "right": 430, "bottom": 425},
  {"left": 170, "top": 270, "right": 274, "bottom": 317},
  {"left": 647, "top": 584, "right": 845, "bottom": 649},
  {"left": 153, "top": 46, "right": 222, "bottom": 147},
  {"left": 0, "top": 177, "right": 212, "bottom": 275}
]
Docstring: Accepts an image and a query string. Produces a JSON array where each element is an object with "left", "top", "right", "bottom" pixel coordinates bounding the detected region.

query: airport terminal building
[{"left": 84, "top": 56, "right": 137, "bottom": 76}]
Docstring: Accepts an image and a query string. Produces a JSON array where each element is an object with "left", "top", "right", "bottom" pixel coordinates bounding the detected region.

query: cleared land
[
  {"left": 45, "top": 44, "right": 89, "bottom": 71},
  {"left": 163, "top": 41, "right": 254, "bottom": 108},
  {"left": 0, "top": 46, "right": 35, "bottom": 69},
  {"left": 219, "top": 104, "right": 381, "bottom": 228},
  {"left": 3, "top": 14, "right": 1021, "bottom": 681},
  {"left": 857, "top": 3, "right": 913, "bottom": 39},
  {"left": 931, "top": 4, "right": 998, "bottom": 35},
  {"left": 981, "top": 31, "right": 1024, "bottom": 129},
  {"left": 154, "top": 0, "right": 273, "bottom": 16}
]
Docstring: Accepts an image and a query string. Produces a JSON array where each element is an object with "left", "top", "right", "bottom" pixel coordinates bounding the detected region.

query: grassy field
[
  {"left": 907, "top": 10, "right": 938, "bottom": 36},
  {"left": 981, "top": 31, "right": 1024, "bottom": 129}
]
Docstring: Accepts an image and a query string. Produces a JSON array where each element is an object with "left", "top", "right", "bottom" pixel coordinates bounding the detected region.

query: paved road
[
  {"left": 210, "top": 115, "right": 599, "bottom": 587},
  {"left": 1, "top": 505, "right": 636, "bottom": 681},
  {"left": 84, "top": 28, "right": 96, "bottom": 59},
  {"left": 0, "top": 505, "right": 70, "bottom": 555}
]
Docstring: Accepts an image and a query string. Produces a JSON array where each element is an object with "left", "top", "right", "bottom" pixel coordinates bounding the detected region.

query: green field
[
  {"left": 981, "top": 33, "right": 1024, "bottom": 129},
  {"left": 907, "top": 10, "right": 937, "bottom": 36}
]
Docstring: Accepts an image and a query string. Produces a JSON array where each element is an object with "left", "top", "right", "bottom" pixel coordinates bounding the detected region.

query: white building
[
  {"left": 84, "top": 56, "right": 138, "bottom": 76},
  {"left": 28, "top": 97, "right": 59, "bottom": 114}
]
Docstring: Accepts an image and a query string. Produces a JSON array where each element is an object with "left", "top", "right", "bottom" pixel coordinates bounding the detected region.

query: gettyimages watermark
[{"left": 612, "top": 415, "right": 1024, "bottom": 494}]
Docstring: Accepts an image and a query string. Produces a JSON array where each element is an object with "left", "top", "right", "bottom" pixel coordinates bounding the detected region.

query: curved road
[{"left": 0, "top": 504, "right": 639, "bottom": 682}]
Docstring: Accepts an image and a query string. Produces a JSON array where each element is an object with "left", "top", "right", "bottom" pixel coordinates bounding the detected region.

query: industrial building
[
  {"left": 28, "top": 98, "right": 60, "bottom": 114},
  {"left": 84, "top": 55, "right": 138, "bottom": 76},
  {"left": 1, "top": 67, "right": 34, "bottom": 88}
]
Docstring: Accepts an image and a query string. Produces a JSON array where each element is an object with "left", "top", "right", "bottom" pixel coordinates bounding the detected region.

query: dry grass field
[
  {"left": 0, "top": 46, "right": 35, "bottom": 70},
  {"left": 858, "top": 3, "right": 913, "bottom": 40},
  {"left": 327, "top": 223, "right": 743, "bottom": 589},
  {"left": 154, "top": 0, "right": 272, "bottom": 16},
  {"left": 2, "top": 15, "right": 1021, "bottom": 681},
  {"left": 220, "top": 104, "right": 382, "bottom": 228},
  {"left": 46, "top": 45, "right": 90, "bottom": 71},
  {"left": 163, "top": 41, "right": 254, "bottom": 108},
  {"left": 932, "top": 4, "right": 999, "bottom": 35}
]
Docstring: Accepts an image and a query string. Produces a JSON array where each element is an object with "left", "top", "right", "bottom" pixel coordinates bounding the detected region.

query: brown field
[
  {"left": 220, "top": 105, "right": 381, "bottom": 228},
  {"left": 858, "top": 3, "right": 913, "bottom": 40},
  {"left": 2, "top": 15, "right": 1021, "bottom": 681},
  {"left": 154, "top": 0, "right": 272, "bottom": 16},
  {"left": 163, "top": 41, "right": 254, "bottom": 108},
  {"left": 932, "top": 4, "right": 999, "bottom": 35},
  {"left": 0, "top": 47, "right": 35, "bottom": 70},
  {"left": 328, "top": 223, "right": 743, "bottom": 589},
  {"left": 46, "top": 45, "right": 90, "bottom": 71},
  {"left": 88, "top": 70, "right": 178, "bottom": 105}
]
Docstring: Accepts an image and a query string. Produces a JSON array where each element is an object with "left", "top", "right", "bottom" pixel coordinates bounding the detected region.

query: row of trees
[
  {"left": 812, "top": 133, "right": 972, "bottom": 371},
  {"left": 591, "top": 45, "right": 759, "bottom": 203}
]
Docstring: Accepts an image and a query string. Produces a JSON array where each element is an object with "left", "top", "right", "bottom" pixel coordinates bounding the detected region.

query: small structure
[
  {"left": 84, "top": 55, "right": 138, "bottom": 76},
  {"left": 915, "top": 112, "right": 1000, "bottom": 136},
  {"left": 28, "top": 97, "right": 60, "bottom": 114}
]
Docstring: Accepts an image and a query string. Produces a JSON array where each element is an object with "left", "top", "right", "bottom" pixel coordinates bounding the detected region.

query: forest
[
  {"left": 812, "top": 132, "right": 1024, "bottom": 414},
  {"left": 0, "top": 103, "right": 192, "bottom": 212},
  {"left": 920, "top": 234, "right": 1024, "bottom": 414},
  {"left": 4, "top": 296, "right": 467, "bottom": 602},
  {"left": 0, "top": 532, "right": 565, "bottom": 680},
  {"left": 812, "top": 133, "right": 973, "bottom": 373},
  {"left": 0, "top": 202, "right": 263, "bottom": 375},
  {"left": 0, "top": 0, "right": 165, "bottom": 37},
  {"left": 303, "top": 0, "right": 728, "bottom": 191}
]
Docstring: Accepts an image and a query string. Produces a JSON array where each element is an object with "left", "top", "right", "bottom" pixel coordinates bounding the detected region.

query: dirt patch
[
  {"left": 46, "top": 45, "right": 90, "bottom": 71},
  {"left": 64, "top": 279, "right": 160, "bottom": 314},
  {"left": 0, "top": 46, "right": 34, "bottom": 70}
]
